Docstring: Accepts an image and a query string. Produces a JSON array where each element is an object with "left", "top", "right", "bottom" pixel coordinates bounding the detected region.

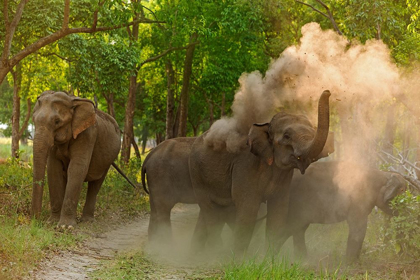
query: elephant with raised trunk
[
  {"left": 189, "top": 90, "right": 333, "bottom": 254},
  {"left": 31, "top": 91, "right": 121, "bottom": 228},
  {"left": 281, "top": 161, "right": 406, "bottom": 263}
]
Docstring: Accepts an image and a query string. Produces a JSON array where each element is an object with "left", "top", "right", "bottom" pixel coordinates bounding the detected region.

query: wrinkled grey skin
[
  {"left": 142, "top": 137, "right": 196, "bottom": 241},
  {"left": 31, "top": 91, "right": 121, "bottom": 228},
  {"left": 142, "top": 137, "right": 236, "bottom": 244},
  {"left": 281, "top": 161, "right": 406, "bottom": 263},
  {"left": 189, "top": 91, "right": 333, "bottom": 254}
]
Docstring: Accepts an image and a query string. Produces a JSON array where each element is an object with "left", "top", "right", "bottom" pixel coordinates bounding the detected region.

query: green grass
[
  {"left": 0, "top": 155, "right": 149, "bottom": 279},
  {"left": 223, "top": 256, "right": 346, "bottom": 280}
]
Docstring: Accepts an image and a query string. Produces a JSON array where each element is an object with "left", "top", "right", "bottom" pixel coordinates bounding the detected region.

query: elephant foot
[
  {"left": 80, "top": 215, "right": 95, "bottom": 223},
  {"left": 47, "top": 214, "right": 60, "bottom": 224},
  {"left": 57, "top": 216, "right": 77, "bottom": 229}
]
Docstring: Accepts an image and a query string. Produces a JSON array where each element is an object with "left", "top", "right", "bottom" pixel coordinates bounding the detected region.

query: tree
[{"left": 0, "top": 0, "right": 163, "bottom": 84}]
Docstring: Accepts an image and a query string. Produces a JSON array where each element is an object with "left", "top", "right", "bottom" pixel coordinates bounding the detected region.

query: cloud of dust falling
[
  {"left": 204, "top": 22, "right": 413, "bottom": 156},
  {"left": 204, "top": 22, "right": 420, "bottom": 201}
]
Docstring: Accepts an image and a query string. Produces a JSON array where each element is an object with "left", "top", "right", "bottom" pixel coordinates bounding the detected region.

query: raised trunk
[
  {"left": 307, "top": 90, "right": 331, "bottom": 161},
  {"left": 31, "top": 128, "right": 54, "bottom": 218}
]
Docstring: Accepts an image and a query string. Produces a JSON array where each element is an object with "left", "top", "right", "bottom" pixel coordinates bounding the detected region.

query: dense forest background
[{"left": 0, "top": 0, "right": 419, "bottom": 165}]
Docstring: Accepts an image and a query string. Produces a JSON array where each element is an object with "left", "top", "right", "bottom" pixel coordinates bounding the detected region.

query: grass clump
[{"left": 224, "top": 255, "right": 347, "bottom": 280}]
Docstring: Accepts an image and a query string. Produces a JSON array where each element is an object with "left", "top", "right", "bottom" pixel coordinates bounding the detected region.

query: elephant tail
[
  {"left": 111, "top": 162, "right": 138, "bottom": 189},
  {"left": 141, "top": 163, "right": 150, "bottom": 194}
]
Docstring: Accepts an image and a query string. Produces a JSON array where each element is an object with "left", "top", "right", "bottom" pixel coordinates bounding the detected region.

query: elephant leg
[
  {"left": 191, "top": 204, "right": 225, "bottom": 253},
  {"left": 59, "top": 162, "right": 91, "bottom": 227},
  {"left": 81, "top": 170, "right": 108, "bottom": 222},
  {"left": 225, "top": 205, "right": 236, "bottom": 232},
  {"left": 265, "top": 191, "right": 291, "bottom": 253},
  {"left": 233, "top": 199, "right": 261, "bottom": 255},
  {"left": 148, "top": 196, "right": 175, "bottom": 244},
  {"left": 206, "top": 206, "right": 226, "bottom": 249},
  {"left": 345, "top": 215, "right": 368, "bottom": 263},
  {"left": 191, "top": 208, "right": 207, "bottom": 253},
  {"left": 47, "top": 152, "right": 66, "bottom": 223},
  {"left": 293, "top": 224, "right": 309, "bottom": 260}
]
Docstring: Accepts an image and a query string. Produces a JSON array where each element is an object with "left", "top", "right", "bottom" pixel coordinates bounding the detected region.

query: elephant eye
[
  {"left": 283, "top": 134, "right": 291, "bottom": 140},
  {"left": 55, "top": 118, "right": 61, "bottom": 125}
]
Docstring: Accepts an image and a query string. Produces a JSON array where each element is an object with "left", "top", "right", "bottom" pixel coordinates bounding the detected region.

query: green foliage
[{"left": 384, "top": 191, "right": 420, "bottom": 259}]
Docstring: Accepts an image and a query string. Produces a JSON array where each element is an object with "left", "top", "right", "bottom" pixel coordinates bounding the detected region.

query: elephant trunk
[
  {"left": 31, "top": 127, "right": 54, "bottom": 218},
  {"left": 306, "top": 90, "right": 331, "bottom": 161}
]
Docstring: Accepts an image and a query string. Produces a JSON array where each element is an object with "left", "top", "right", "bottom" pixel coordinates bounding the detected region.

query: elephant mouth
[{"left": 289, "top": 155, "right": 311, "bottom": 175}]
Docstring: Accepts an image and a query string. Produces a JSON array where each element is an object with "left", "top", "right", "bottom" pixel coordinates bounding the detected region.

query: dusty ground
[
  {"left": 25, "top": 204, "right": 420, "bottom": 280},
  {"left": 27, "top": 205, "right": 228, "bottom": 280}
]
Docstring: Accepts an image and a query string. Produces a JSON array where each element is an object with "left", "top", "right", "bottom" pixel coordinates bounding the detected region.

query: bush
[{"left": 384, "top": 191, "right": 420, "bottom": 259}]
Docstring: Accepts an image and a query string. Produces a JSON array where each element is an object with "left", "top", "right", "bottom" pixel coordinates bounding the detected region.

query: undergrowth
[{"left": 0, "top": 153, "right": 148, "bottom": 279}]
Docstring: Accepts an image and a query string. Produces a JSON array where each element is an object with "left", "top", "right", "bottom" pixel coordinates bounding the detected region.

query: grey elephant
[
  {"left": 142, "top": 137, "right": 196, "bottom": 241},
  {"left": 281, "top": 161, "right": 406, "bottom": 263},
  {"left": 31, "top": 91, "right": 121, "bottom": 228},
  {"left": 189, "top": 90, "right": 333, "bottom": 253}
]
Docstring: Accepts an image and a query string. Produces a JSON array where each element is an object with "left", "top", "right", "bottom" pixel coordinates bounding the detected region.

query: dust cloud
[{"left": 204, "top": 21, "right": 419, "bottom": 194}]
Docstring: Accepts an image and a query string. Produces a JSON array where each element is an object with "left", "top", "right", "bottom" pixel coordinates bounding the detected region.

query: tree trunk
[
  {"left": 121, "top": 10, "right": 140, "bottom": 164},
  {"left": 156, "top": 132, "right": 163, "bottom": 145},
  {"left": 209, "top": 101, "right": 214, "bottom": 128},
  {"left": 121, "top": 74, "right": 137, "bottom": 164},
  {"left": 165, "top": 59, "right": 175, "bottom": 140},
  {"left": 177, "top": 32, "right": 198, "bottom": 137},
  {"left": 11, "top": 64, "right": 22, "bottom": 158},
  {"left": 221, "top": 92, "right": 226, "bottom": 116},
  {"left": 141, "top": 125, "right": 148, "bottom": 154},
  {"left": 131, "top": 136, "right": 141, "bottom": 159},
  {"left": 173, "top": 103, "right": 181, "bottom": 137},
  {"left": 105, "top": 92, "right": 116, "bottom": 118}
]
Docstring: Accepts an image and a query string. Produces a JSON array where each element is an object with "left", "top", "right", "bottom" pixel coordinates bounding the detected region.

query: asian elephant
[
  {"left": 280, "top": 161, "right": 406, "bottom": 263},
  {"left": 142, "top": 137, "right": 237, "bottom": 244},
  {"left": 31, "top": 91, "right": 121, "bottom": 228},
  {"left": 142, "top": 137, "right": 196, "bottom": 241},
  {"left": 189, "top": 90, "right": 333, "bottom": 254}
]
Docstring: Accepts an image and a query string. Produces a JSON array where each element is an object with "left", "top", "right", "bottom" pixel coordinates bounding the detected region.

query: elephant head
[
  {"left": 31, "top": 91, "right": 96, "bottom": 218},
  {"left": 248, "top": 90, "right": 332, "bottom": 174},
  {"left": 376, "top": 173, "right": 407, "bottom": 215}
]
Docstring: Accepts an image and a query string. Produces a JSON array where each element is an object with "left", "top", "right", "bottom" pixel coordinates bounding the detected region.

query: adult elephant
[
  {"left": 142, "top": 137, "right": 197, "bottom": 241},
  {"left": 31, "top": 91, "right": 121, "bottom": 228},
  {"left": 282, "top": 161, "right": 406, "bottom": 263},
  {"left": 189, "top": 90, "right": 333, "bottom": 254}
]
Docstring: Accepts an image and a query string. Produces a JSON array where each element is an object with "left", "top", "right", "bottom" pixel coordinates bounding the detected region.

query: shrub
[{"left": 384, "top": 191, "right": 420, "bottom": 259}]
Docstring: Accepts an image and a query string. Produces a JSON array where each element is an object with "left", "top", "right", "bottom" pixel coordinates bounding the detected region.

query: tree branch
[
  {"left": 296, "top": 0, "right": 329, "bottom": 18},
  {"left": 62, "top": 0, "right": 70, "bottom": 29},
  {"left": 9, "top": 18, "right": 165, "bottom": 71},
  {"left": 1, "top": 0, "right": 28, "bottom": 67},
  {"left": 296, "top": 0, "right": 343, "bottom": 36},
  {"left": 139, "top": 43, "right": 198, "bottom": 67},
  {"left": 18, "top": 98, "right": 32, "bottom": 138},
  {"left": 3, "top": 0, "right": 9, "bottom": 29}
]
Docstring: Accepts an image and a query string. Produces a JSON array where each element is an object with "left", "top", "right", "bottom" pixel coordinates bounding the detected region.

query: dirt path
[{"left": 27, "top": 205, "right": 228, "bottom": 280}]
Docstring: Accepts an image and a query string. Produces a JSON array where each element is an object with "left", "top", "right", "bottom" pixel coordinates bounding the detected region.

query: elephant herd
[{"left": 31, "top": 90, "right": 406, "bottom": 263}]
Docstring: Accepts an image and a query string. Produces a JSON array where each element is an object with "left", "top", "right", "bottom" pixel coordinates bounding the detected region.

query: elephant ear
[
  {"left": 72, "top": 98, "right": 97, "bottom": 139},
  {"left": 314, "top": 131, "right": 335, "bottom": 161},
  {"left": 247, "top": 123, "right": 274, "bottom": 165}
]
